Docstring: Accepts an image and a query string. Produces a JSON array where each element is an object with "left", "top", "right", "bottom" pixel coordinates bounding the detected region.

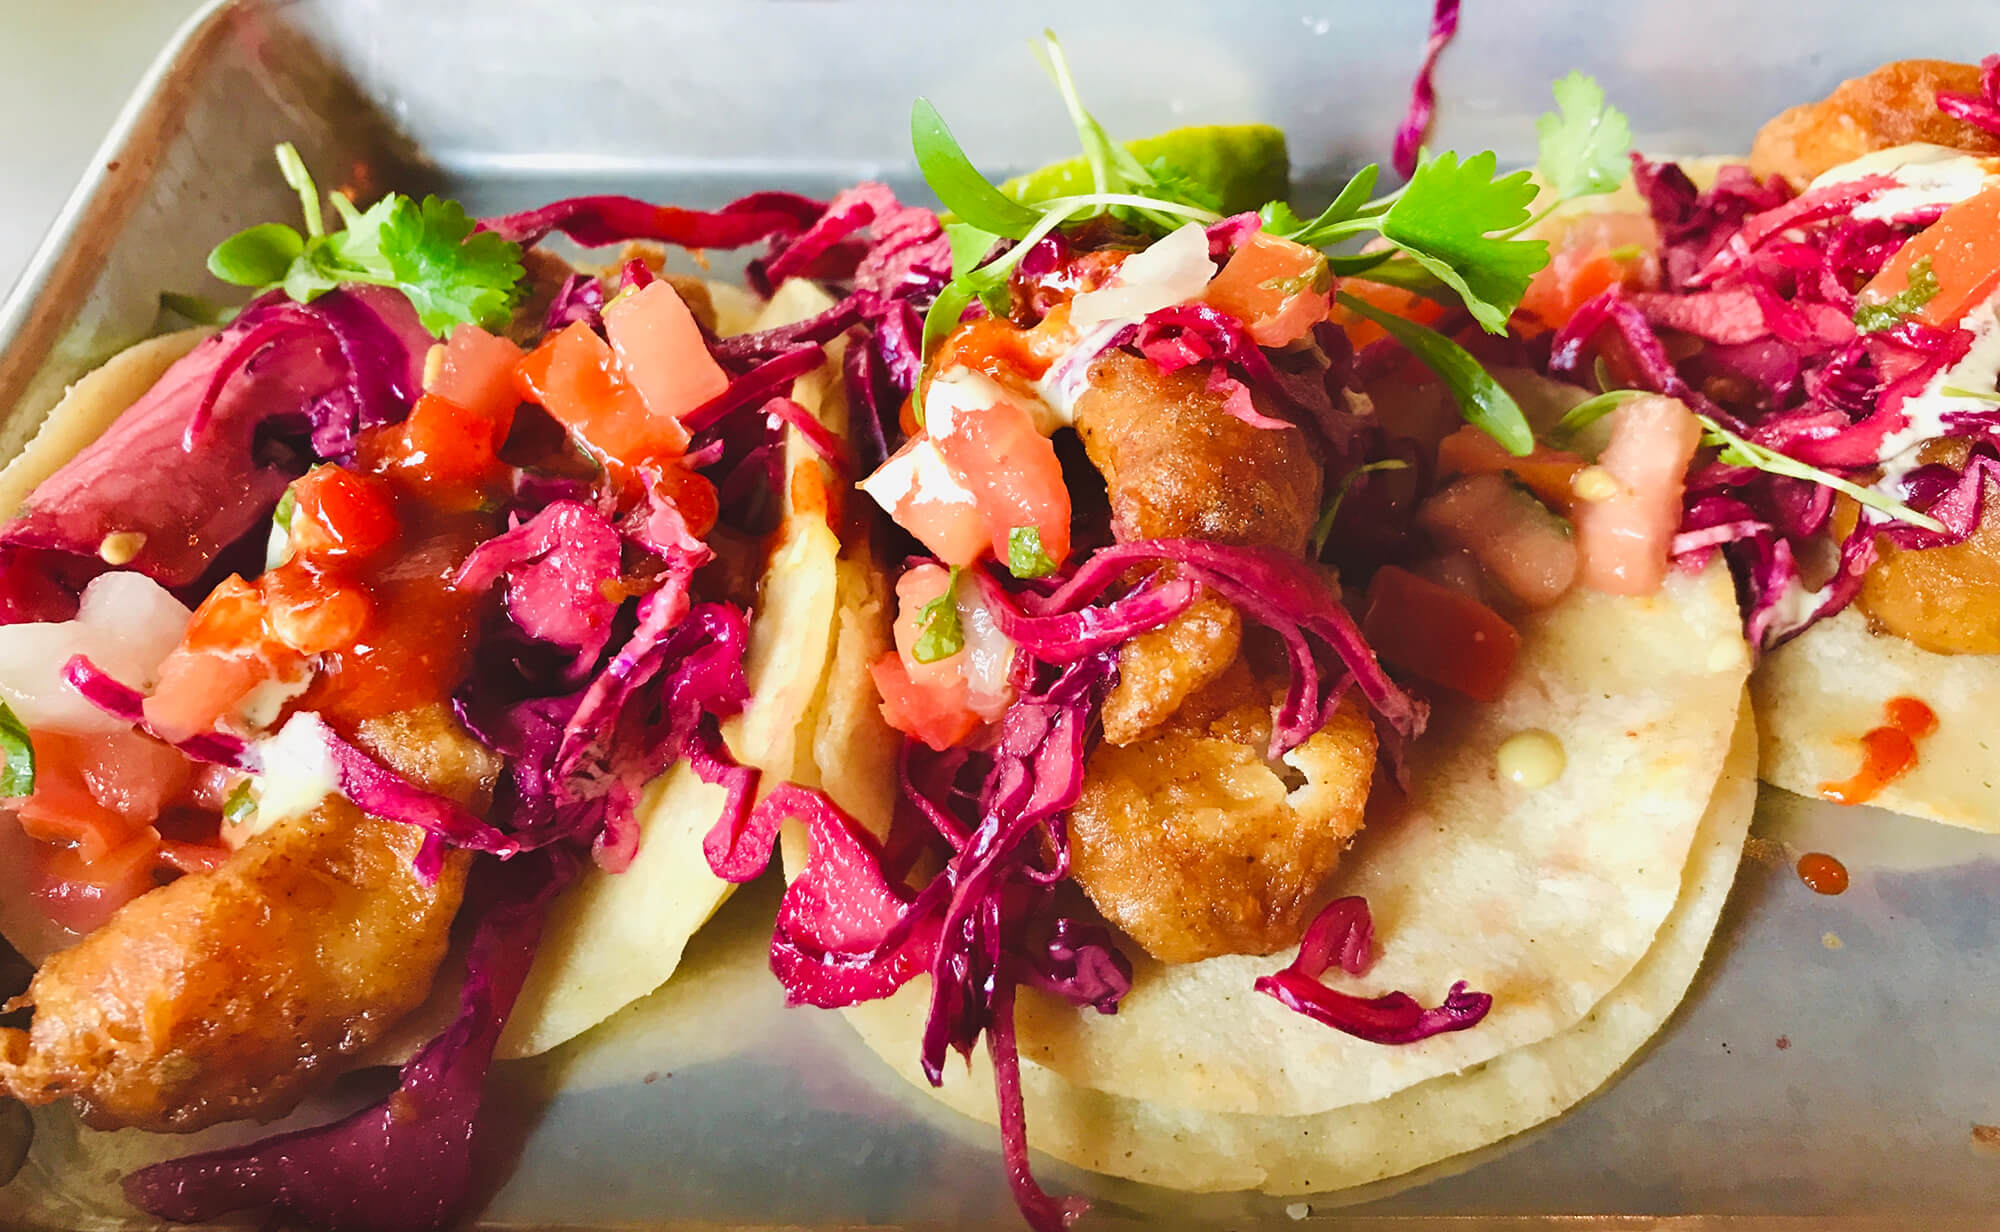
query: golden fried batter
[
  {"left": 1750, "top": 59, "right": 2000, "bottom": 185},
  {"left": 0, "top": 704, "right": 497, "bottom": 1132},
  {"left": 1838, "top": 442, "right": 2000, "bottom": 654},
  {"left": 1075, "top": 352, "right": 1325, "bottom": 742},
  {"left": 1074, "top": 352, "right": 1323, "bottom": 552},
  {"left": 1099, "top": 592, "right": 1242, "bottom": 746},
  {"left": 1068, "top": 688, "right": 1377, "bottom": 965}
]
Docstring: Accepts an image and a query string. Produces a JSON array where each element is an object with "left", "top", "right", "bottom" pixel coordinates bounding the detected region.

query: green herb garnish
[
  {"left": 1310, "top": 458, "right": 1412, "bottom": 554},
  {"left": 1549, "top": 388, "right": 1647, "bottom": 445},
  {"left": 222, "top": 779, "right": 258, "bottom": 827},
  {"left": 1854, "top": 256, "right": 1939, "bottom": 334},
  {"left": 1696, "top": 413, "right": 1945, "bottom": 532},
  {"left": 207, "top": 143, "right": 525, "bottom": 337},
  {"left": 1333, "top": 291, "right": 1533, "bottom": 455},
  {"left": 911, "top": 571, "right": 966, "bottom": 663},
  {"left": 1007, "top": 526, "right": 1058, "bottom": 579},
  {"left": 0, "top": 699, "right": 34, "bottom": 799},
  {"left": 1941, "top": 385, "right": 2000, "bottom": 403},
  {"left": 1534, "top": 71, "right": 1635, "bottom": 203}
]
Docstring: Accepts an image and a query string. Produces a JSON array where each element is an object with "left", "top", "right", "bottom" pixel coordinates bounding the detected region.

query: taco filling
[
  {"left": 718, "top": 34, "right": 1754, "bottom": 1231},
  {"left": 0, "top": 149, "right": 903, "bottom": 1228}
]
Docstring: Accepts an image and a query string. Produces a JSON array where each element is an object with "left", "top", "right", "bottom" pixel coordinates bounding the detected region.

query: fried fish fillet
[
  {"left": 1749, "top": 59, "right": 2000, "bottom": 185},
  {"left": 0, "top": 704, "right": 496, "bottom": 1132},
  {"left": 1074, "top": 353, "right": 1324, "bottom": 745}
]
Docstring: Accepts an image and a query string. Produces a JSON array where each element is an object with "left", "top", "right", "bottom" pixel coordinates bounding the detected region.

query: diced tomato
[
  {"left": 1861, "top": 180, "right": 2000, "bottom": 329},
  {"left": 378, "top": 391, "right": 516, "bottom": 496},
  {"left": 926, "top": 375, "right": 1071, "bottom": 567},
  {"left": 1435, "top": 426, "right": 1587, "bottom": 513},
  {"left": 430, "top": 323, "right": 525, "bottom": 420},
  {"left": 1329, "top": 277, "right": 1449, "bottom": 351},
  {"left": 262, "top": 566, "right": 373, "bottom": 656},
  {"left": 517, "top": 321, "right": 691, "bottom": 470},
  {"left": 1517, "top": 211, "right": 1661, "bottom": 333},
  {"left": 182, "top": 574, "right": 269, "bottom": 652},
  {"left": 286, "top": 465, "right": 400, "bottom": 563},
  {"left": 1417, "top": 474, "right": 1579, "bottom": 610},
  {"left": 602, "top": 280, "right": 730, "bottom": 421},
  {"left": 1362, "top": 565, "right": 1521, "bottom": 703},
  {"left": 28, "top": 830, "right": 159, "bottom": 934},
  {"left": 653, "top": 462, "right": 719, "bottom": 538},
  {"left": 1204, "top": 233, "right": 1334, "bottom": 347},
  {"left": 143, "top": 650, "right": 274, "bottom": 743},
  {"left": 16, "top": 731, "right": 137, "bottom": 862},
  {"left": 892, "top": 565, "right": 967, "bottom": 691},
  {"left": 860, "top": 437, "right": 990, "bottom": 567},
  {"left": 1574, "top": 394, "right": 1702, "bottom": 596},
  {"left": 871, "top": 652, "right": 979, "bottom": 752}
]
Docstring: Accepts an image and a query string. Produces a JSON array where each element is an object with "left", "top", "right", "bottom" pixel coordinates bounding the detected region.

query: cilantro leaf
[
  {"left": 1333, "top": 290, "right": 1533, "bottom": 455},
  {"left": 0, "top": 699, "right": 33, "bottom": 799},
  {"left": 911, "top": 571, "right": 966, "bottom": 663},
  {"left": 1006, "top": 526, "right": 1057, "bottom": 579},
  {"left": 378, "top": 196, "right": 525, "bottom": 335},
  {"left": 1854, "top": 256, "right": 1939, "bottom": 334},
  {"left": 1535, "top": 72, "right": 1633, "bottom": 201},
  {"left": 1381, "top": 150, "right": 1547, "bottom": 333}
]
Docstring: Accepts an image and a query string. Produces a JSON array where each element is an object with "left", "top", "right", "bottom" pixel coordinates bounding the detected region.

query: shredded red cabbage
[
  {"left": 1254, "top": 896, "right": 1491, "bottom": 1044},
  {"left": 542, "top": 272, "right": 605, "bottom": 333},
  {"left": 476, "top": 192, "right": 826, "bottom": 251},
  {"left": 125, "top": 848, "right": 577, "bottom": 1232},
  {"left": 59, "top": 654, "right": 255, "bottom": 769},
  {"left": 455, "top": 500, "right": 626, "bottom": 678},
  {"left": 1392, "top": 0, "right": 1463, "bottom": 179},
  {"left": 1936, "top": 54, "right": 2000, "bottom": 137}
]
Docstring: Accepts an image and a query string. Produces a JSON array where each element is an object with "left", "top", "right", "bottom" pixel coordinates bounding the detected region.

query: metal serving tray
[{"left": 3, "top": 1, "right": 1999, "bottom": 1227}]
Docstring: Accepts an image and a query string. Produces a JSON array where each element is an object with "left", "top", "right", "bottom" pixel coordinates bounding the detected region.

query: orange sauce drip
[
  {"left": 1795, "top": 851, "right": 1850, "bottom": 896},
  {"left": 1818, "top": 695, "right": 1937, "bottom": 806}
]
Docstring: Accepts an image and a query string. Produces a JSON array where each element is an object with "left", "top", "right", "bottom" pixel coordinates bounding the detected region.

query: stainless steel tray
[{"left": 3, "top": 2, "right": 1999, "bottom": 1227}]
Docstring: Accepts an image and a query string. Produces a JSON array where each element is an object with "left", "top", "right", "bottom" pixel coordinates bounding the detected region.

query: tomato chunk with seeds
[
  {"left": 516, "top": 321, "right": 690, "bottom": 468},
  {"left": 1362, "top": 565, "right": 1521, "bottom": 703},
  {"left": 1204, "top": 232, "right": 1333, "bottom": 347}
]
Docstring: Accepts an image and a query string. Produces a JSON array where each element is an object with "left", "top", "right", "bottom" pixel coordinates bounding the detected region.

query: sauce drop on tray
[
  {"left": 1819, "top": 695, "right": 1937, "bottom": 805},
  {"left": 1796, "top": 851, "right": 1850, "bottom": 896}
]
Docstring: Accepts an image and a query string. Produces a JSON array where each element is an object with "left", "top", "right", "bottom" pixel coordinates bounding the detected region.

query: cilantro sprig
[{"left": 207, "top": 143, "right": 525, "bottom": 337}]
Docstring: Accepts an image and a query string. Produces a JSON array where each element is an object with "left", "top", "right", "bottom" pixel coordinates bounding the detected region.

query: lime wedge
[{"left": 999, "top": 124, "right": 1290, "bottom": 218}]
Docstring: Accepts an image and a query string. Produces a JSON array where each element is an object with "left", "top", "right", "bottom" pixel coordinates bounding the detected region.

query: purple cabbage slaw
[
  {"left": 1254, "top": 896, "right": 1492, "bottom": 1045},
  {"left": 1393, "top": 0, "right": 1464, "bottom": 179},
  {"left": 1549, "top": 137, "right": 2000, "bottom": 649},
  {"left": 1936, "top": 54, "right": 2000, "bottom": 137}
]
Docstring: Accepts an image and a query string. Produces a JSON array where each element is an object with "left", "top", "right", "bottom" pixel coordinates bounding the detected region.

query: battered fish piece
[
  {"left": 1837, "top": 441, "right": 2000, "bottom": 655},
  {"left": 1068, "top": 683, "right": 1377, "bottom": 965},
  {"left": 0, "top": 704, "right": 498, "bottom": 1132},
  {"left": 1750, "top": 59, "right": 2000, "bottom": 185},
  {"left": 1075, "top": 353, "right": 1324, "bottom": 743}
]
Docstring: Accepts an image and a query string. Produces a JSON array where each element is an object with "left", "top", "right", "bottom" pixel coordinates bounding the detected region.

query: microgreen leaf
[
  {"left": 912, "top": 98, "right": 1043, "bottom": 239},
  {"left": 1534, "top": 72, "right": 1633, "bottom": 201},
  {"left": 1854, "top": 256, "right": 1939, "bottom": 334},
  {"left": 1380, "top": 151, "right": 1547, "bottom": 333},
  {"left": 1941, "top": 385, "right": 2000, "bottom": 403},
  {"left": 1333, "top": 290, "right": 1533, "bottom": 455},
  {"left": 1006, "top": 526, "right": 1057, "bottom": 579},
  {"left": 1263, "top": 163, "right": 1381, "bottom": 247},
  {"left": 275, "top": 141, "right": 325, "bottom": 238},
  {"left": 1696, "top": 413, "right": 1945, "bottom": 532},
  {"left": 207, "top": 223, "right": 305, "bottom": 287},
  {"left": 912, "top": 570, "right": 966, "bottom": 663},
  {"left": 921, "top": 281, "right": 978, "bottom": 369},
  {"left": 1549, "top": 388, "right": 1646, "bottom": 445},
  {"left": 0, "top": 699, "right": 34, "bottom": 798},
  {"left": 1310, "top": 458, "right": 1411, "bottom": 554}
]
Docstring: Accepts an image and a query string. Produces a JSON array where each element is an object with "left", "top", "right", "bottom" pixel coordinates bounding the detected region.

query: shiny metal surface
[{"left": 1, "top": 2, "right": 1997, "bottom": 1227}]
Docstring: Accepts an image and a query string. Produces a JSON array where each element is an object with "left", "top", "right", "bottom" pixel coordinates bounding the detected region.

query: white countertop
[{"left": 0, "top": 0, "right": 208, "bottom": 299}]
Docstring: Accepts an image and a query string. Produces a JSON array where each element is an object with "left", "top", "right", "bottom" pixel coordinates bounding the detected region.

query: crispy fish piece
[
  {"left": 1749, "top": 59, "right": 2000, "bottom": 184},
  {"left": 1067, "top": 681, "right": 1377, "bottom": 964},
  {"left": 0, "top": 704, "right": 496, "bottom": 1132},
  {"left": 1074, "top": 353, "right": 1323, "bottom": 744}
]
